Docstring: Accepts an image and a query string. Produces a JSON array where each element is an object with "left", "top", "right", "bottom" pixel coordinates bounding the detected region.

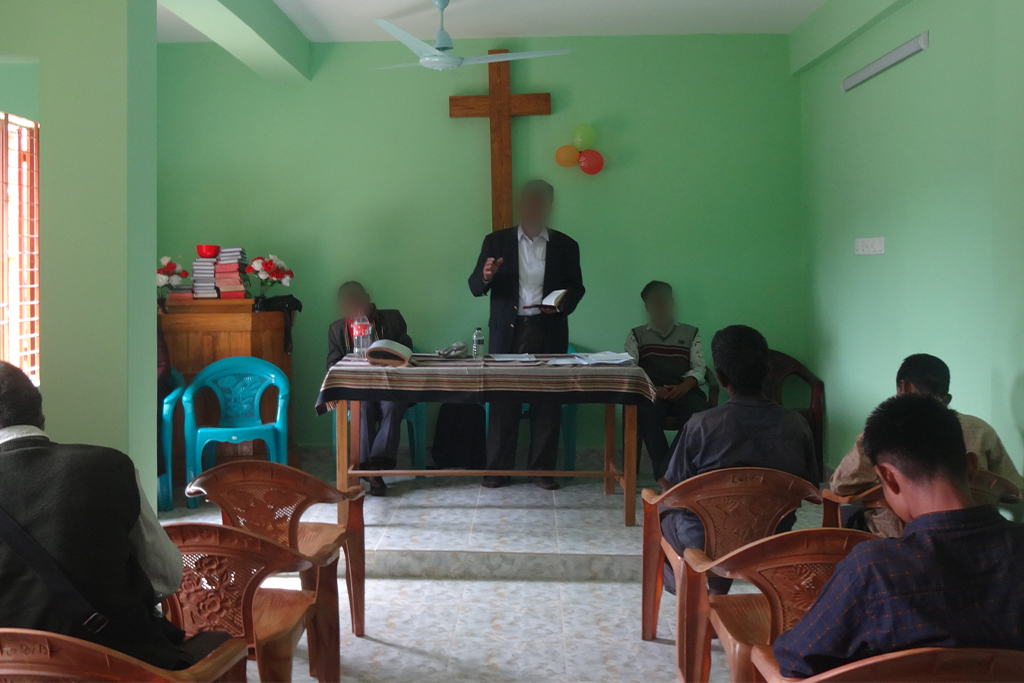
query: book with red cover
[{"left": 220, "top": 291, "right": 248, "bottom": 300}]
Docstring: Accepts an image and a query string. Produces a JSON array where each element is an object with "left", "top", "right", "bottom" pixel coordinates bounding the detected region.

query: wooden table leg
[
  {"left": 603, "top": 404, "right": 616, "bottom": 495},
  {"left": 335, "top": 401, "right": 351, "bottom": 525},
  {"left": 622, "top": 404, "right": 638, "bottom": 527},
  {"left": 349, "top": 400, "right": 362, "bottom": 479}
]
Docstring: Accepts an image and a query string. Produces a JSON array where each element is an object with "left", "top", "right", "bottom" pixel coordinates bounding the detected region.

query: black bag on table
[{"left": 431, "top": 403, "right": 486, "bottom": 469}]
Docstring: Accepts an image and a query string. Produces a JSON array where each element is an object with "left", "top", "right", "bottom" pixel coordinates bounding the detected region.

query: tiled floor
[
  {"left": 245, "top": 576, "right": 738, "bottom": 683},
  {"left": 160, "top": 449, "right": 822, "bottom": 681}
]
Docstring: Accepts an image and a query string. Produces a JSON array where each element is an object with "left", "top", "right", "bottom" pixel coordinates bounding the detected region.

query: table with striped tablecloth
[{"left": 315, "top": 355, "right": 657, "bottom": 526}]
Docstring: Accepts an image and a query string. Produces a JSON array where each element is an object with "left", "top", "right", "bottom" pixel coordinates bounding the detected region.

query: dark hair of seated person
[
  {"left": 640, "top": 280, "right": 672, "bottom": 303},
  {"left": 862, "top": 392, "right": 968, "bottom": 484},
  {"left": 0, "top": 361, "right": 44, "bottom": 430},
  {"left": 896, "top": 353, "right": 951, "bottom": 396},
  {"left": 337, "top": 280, "right": 367, "bottom": 298},
  {"left": 710, "top": 324, "right": 769, "bottom": 396}
]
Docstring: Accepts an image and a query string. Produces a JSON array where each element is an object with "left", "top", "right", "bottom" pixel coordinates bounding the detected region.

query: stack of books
[
  {"left": 166, "top": 285, "right": 192, "bottom": 302},
  {"left": 191, "top": 257, "right": 218, "bottom": 299},
  {"left": 215, "top": 247, "right": 248, "bottom": 300}
]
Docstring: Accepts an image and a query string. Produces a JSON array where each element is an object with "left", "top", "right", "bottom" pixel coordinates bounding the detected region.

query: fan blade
[
  {"left": 375, "top": 62, "right": 423, "bottom": 71},
  {"left": 374, "top": 19, "right": 442, "bottom": 58},
  {"left": 461, "top": 49, "right": 571, "bottom": 66}
]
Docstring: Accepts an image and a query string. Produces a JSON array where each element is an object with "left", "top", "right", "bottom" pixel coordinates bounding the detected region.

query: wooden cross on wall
[{"left": 449, "top": 50, "right": 552, "bottom": 232}]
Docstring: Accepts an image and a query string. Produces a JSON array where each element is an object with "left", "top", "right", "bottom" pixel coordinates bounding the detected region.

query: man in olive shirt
[{"left": 830, "top": 353, "right": 1023, "bottom": 537}]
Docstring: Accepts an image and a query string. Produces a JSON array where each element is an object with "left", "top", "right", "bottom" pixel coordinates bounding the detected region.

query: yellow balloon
[{"left": 556, "top": 145, "right": 581, "bottom": 167}]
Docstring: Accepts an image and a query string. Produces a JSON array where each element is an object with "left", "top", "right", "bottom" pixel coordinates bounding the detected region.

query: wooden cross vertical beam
[{"left": 449, "top": 50, "right": 552, "bottom": 232}]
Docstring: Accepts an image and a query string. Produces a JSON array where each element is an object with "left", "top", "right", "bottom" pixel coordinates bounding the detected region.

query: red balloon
[{"left": 578, "top": 149, "right": 604, "bottom": 175}]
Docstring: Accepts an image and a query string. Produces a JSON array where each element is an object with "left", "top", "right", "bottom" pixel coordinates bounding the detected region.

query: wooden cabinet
[{"left": 159, "top": 299, "right": 294, "bottom": 478}]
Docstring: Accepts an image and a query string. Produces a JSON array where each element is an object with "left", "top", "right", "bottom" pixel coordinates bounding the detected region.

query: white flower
[
  {"left": 258, "top": 271, "right": 269, "bottom": 280},
  {"left": 281, "top": 277, "right": 292, "bottom": 287},
  {"left": 276, "top": 259, "right": 287, "bottom": 270},
  {"left": 252, "top": 260, "right": 264, "bottom": 272},
  {"left": 169, "top": 275, "right": 182, "bottom": 286},
  {"left": 268, "top": 254, "right": 279, "bottom": 263},
  {"left": 159, "top": 256, "right": 171, "bottom": 266},
  {"left": 156, "top": 273, "right": 169, "bottom": 287}
]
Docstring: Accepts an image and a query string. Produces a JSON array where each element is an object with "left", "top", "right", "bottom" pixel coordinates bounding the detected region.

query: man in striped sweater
[{"left": 624, "top": 281, "right": 710, "bottom": 479}]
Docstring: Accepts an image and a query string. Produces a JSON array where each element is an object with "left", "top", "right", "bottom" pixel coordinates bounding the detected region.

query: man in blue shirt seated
[
  {"left": 773, "top": 393, "right": 1024, "bottom": 678},
  {"left": 659, "top": 325, "right": 818, "bottom": 594}
]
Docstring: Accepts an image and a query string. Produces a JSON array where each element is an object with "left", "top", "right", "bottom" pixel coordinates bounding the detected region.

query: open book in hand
[{"left": 542, "top": 289, "right": 568, "bottom": 310}]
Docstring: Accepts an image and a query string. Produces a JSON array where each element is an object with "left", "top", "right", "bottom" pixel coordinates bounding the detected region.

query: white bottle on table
[
  {"left": 352, "top": 316, "right": 373, "bottom": 357},
  {"left": 472, "top": 327, "right": 485, "bottom": 359}
]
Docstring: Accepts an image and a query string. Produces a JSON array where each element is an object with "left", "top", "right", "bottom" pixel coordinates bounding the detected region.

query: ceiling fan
[{"left": 375, "top": 0, "right": 571, "bottom": 72}]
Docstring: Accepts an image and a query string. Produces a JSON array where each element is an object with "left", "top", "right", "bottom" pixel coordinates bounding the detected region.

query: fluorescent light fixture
[{"left": 842, "top": 32, "right": 929, "bottom": 92}]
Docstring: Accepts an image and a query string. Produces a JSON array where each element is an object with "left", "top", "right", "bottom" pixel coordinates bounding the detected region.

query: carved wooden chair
[
  {"left": 186, "top": 461, "right": 366, "bottom": 683},
  {"left": 0, "top": 628, "right": 247, "bottom": 682},
  {"left": 751, "top": 645, "right": 1024, "bottom": 683},
  {"left": 687, "top": 528, "right": 874, "bottom": 682},
  {"left": 641, "top": 467, "right": 823, "bottom": 682},
  {"left": 823, "top": 469, "right": 1022, "bottom": 528},
  {"left": 163, "top": 523, "right": 316, "bottom": 683},
  {"left": 765, "top": 350, "right": 825, "bottom": 481}
]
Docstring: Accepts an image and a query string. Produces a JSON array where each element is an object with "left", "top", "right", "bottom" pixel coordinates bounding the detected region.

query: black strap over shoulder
[{"left": 0, "top": 501, "right": 109, "bottom": 635}]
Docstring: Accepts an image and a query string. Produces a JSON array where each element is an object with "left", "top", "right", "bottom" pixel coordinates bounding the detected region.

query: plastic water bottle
[
  {"left": 472, "top": 327, "right": 485, "bottom": 359},
  {"left": 352, "top": 316, "right": 373, "bottom": 357}
]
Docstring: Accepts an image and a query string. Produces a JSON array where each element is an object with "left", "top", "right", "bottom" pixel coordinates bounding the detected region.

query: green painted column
[{"left": 0, "top": 0, "right": 159, "bottom": 500}]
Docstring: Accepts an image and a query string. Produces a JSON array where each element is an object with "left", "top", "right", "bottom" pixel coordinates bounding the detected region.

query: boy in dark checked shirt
[{"left": 773, "top": 393, "right": 1024, "bottom": 678}]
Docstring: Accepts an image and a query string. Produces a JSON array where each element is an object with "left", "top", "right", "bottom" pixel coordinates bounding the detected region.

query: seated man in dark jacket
[
  {"left": 0, "top": 361, "right": 223, "bottom": 669},
  {"left": 327, "top": 281, "right": 413, "bottom": 496},
  {"left": 659, "top": 325, "right": 818, "bottom": 594},
  {"left": 774, "top": 393, "right": 1024, "bottom": 678}
]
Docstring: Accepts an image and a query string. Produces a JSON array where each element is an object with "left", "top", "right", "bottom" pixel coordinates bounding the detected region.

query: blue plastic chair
[
  {"left": 158, "top": 368, "right": 186, "bottom": 512},
  {"left": 181, "top": 356, "right": 290, "bottom": 509},
  {"left": 483, "top": 345, "right": 579, "bottom": 470}
]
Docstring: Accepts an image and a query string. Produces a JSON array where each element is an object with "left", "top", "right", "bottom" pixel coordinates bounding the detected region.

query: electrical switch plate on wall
[{"left": 855, "top": 237, "right": 885, "bottom": 255}]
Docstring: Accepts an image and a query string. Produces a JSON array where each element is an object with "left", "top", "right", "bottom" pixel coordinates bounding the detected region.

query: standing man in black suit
[{"left": 468, "top": 180, "right": 586, "bottom": 490}]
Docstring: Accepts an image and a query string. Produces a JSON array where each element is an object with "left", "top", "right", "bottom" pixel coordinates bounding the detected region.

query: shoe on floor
[
  {"left": 532, "top": 476, "right": 560, "bottom": 491},
  {"left": 481, "top": 476, "right": 512, "bottom": 489},
  {"left": 365, "top": 476, "right": 387, "bottom": 497}
]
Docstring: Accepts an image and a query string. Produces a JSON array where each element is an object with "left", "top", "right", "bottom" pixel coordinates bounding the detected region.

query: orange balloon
[{"left": 555, "top": 145, "right": 581, "bottom": 167}]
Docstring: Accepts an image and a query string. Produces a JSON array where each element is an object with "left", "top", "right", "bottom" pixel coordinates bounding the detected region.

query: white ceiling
[{"left": 157, "top": 0, "right": 827, "bottom": 43}]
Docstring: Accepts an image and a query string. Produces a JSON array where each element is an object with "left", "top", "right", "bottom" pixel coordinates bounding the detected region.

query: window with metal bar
[{"left": 0, "top": 113, "right": 40, "bottom": 385}]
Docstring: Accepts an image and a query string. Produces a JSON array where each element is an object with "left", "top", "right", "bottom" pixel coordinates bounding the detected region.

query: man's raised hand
[{"left": 482, "top": 257, "right": 504, "bottom": 282}]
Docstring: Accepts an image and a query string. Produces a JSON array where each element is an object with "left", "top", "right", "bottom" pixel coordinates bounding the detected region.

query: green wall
[
  {"left": 0, "top": 0, "right": 158, "bottom": 496},
  {"left": 797, "top": 0, "right": 1024, "bottom": 473},
  {"left": 0, "top": 62, "right": 40, "bottom": 122},
  {"left": 157, "top": 34, "right": 807, "bottom": 449}
]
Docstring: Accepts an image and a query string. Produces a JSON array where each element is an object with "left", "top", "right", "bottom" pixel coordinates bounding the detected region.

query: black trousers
[
  {"left": 487, "top": 316, "right": 565, "bottom": 471},
  {"left": 639, "top": 390, "right": 711, "bottom": 479},
  {"left": 360, "top": 400, "right": 408, "bottom": 468}
]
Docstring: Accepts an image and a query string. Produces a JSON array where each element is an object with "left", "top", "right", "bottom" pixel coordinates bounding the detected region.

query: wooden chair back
[
  {"left": 752, "top": 645, "right": 1024, "bottom": 683},
  {"left": 765, "top": 350, "right": 824, "bottom": 480},
  {"left": 971, "top": 469, "right": 1022, "bottom": 505},
  {"left": 0, "top": 628, "right": 245, "bottom": 682},
  {"left": 824, "top": 470, "right": 1022, "bottom": 527},
  {"left": 186, "top": 461, "right": 364, "bottom": 549},
  {"left": 657, "top": 467, "right": 823, "bottom": 560},
  {"left": 163, "top": 523, "right": 311, "bottom": 640},
  {"left": 710, "top": 528, "right": 874, "bottom": 639}
]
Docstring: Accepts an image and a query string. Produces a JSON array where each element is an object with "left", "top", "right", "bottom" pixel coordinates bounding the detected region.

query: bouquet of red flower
[
  {"left": 156, "top": 256, "right": 189, "bottom": 298},
  {"left": 245, "top": 254, "right": 294, "bottom": 297}
]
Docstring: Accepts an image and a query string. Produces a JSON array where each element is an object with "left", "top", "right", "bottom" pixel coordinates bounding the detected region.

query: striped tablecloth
[{"left": 315, "top": 354, "right": 657, "bottom": 414}]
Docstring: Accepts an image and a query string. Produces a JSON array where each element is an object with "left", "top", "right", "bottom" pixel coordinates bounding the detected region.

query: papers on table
[
  {"left": 577, "top": 352, "right": 634, "bottom": 365},
  {"left": 545, "top": 352, "right": 636, "bottom": 366},
  {"left": 489, "top": 354, "right": 537, "bottom": 362}
]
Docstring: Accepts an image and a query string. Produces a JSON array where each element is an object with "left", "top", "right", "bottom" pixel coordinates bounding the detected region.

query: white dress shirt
[
  {"left": 0, "top": 425, "right": 183, "bottom": 599},
  {"left": 517, "top": 225, "right": 549, "bottom": 316}
]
